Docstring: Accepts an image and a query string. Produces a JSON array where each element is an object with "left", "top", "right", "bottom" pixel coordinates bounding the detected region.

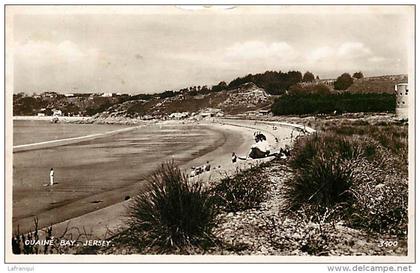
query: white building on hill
[{"left": 395, "top": 83, "right": 409, "bottom": 119}]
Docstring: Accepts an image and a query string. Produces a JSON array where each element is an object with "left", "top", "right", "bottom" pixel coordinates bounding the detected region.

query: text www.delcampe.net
[{"left": 327, "top": 265, "right": 413, "bottom": 273}]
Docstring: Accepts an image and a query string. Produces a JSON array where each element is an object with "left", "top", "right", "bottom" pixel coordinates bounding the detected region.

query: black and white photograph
[{"left": 4, "top": 4, "right": 415, "bottom": 264}]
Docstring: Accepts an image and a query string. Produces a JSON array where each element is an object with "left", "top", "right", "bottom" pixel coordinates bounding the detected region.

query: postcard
[{"left": 4, "top": 5, "right": 415, "bottom": 263}]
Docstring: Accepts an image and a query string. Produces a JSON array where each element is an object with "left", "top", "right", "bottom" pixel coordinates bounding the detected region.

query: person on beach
[
  {"left": 248, "top": 139, "right": 270, "bottom": 159},
  {"left": 275, "top": 145, "right": 292, "bottom": 159},
  {"left": 49, "top": 168, "right": 54, "bottom": 186},
  {"left": 232, "top": 152, "right": 237, "bottom": 163},
  {"left": 190, "top": 166, "right": 196, "bottom": 177},
  {"left": 205, "top": 161, "right": 211, "bottom": 172},
  {"left": 234, "top": 132, "right": 271, "bottom": 161}
]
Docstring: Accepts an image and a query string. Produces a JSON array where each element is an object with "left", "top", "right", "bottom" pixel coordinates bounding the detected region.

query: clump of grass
[
  {"left": 12, "top": 218, "right": 46, "bottom": 255},
  {"left": 284, "top": 124, "right": 408, "bottom": 237},
  {"left": 324, "top": 120, "right": 408, "bottom": 174},
  {"left": 126, "top": 161, "right": 217, "bottom": 253},
  {"left": 212, "top": 163, "right": 270, "bottom": 212},
  {"left": 285, "top": 133, "right": 358, "bottom": 211},
  {"left": 290, "top": 134, "right": 358, "bottom": 170},
  {"left": 285, "top": 154, "right": 354, "bottom": 210},
  {"left": 347, "top": 158, "right": 408, "bottom": 236}
]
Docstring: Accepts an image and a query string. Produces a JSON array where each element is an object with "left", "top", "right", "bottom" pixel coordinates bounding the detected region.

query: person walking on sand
[
  {"left": 49, "top": 168, "right": 54, "bottom": 186},
  {"left": 205, "top": 161, "right": 211, "bottom": 172},
  {"left": 232, "top": 152, "right": 237, "bottom": 163}
]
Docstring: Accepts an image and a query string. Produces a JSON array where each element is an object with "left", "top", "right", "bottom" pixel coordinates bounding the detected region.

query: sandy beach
[{"left": 13, "top": 118, "right": 308, "bottom": 240}]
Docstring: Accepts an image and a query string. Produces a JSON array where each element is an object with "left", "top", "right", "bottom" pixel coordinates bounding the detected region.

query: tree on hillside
[
  {"left": 14, "top": 96, "right": 40, "bottom": 115},
  {"left": 334, "top": 73, "right": 354, "bottom": 90},
  {"left": 353, "top": 71, "right": 364, "bottom": 79},
  {"left": 160, "top": 90, "right": 176, "bottom": 99},
  {"left": 303, "top": 71, "right": 315, "bottom": 82},
  {"left": 223, "top": 70, "right": 302, "bottom": 95},
  {"left": 211, "top": 81, "right": 227, "bottom": 92},
  {"left": 287, "top": 71, "right": 303, "bottom": 84},
  {"left": 199, "top": 85, "right": 210, "bottom": 94},
  {"left": 63, "top": 103, "right": 81, "bottom": 116}
]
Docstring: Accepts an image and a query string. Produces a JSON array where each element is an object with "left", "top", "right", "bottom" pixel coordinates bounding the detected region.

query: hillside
[
  {"left": 346, "top": 74, "right": 407, "bottom": 94},
  {"left": 98, "top": 82, "right": 273, "bottom": 119},
  {"left": 13, "top": 73, "right": 408, "bottom": 119}
]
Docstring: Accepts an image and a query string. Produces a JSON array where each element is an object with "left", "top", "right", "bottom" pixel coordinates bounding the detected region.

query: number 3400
[{"left": 378, "top": 240, "right": 398, "bottom": 247}]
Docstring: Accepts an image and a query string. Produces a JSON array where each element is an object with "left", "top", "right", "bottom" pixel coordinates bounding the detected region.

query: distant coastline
[{"left": 13, "top": 115, "right": 90, "bottom": 121}]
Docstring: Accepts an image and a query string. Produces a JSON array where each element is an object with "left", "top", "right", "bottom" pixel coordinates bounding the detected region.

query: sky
[{"left": 8, "top": 5, "right": 414, "bottom": 94}]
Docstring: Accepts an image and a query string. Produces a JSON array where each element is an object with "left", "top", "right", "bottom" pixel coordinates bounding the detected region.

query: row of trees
[
  {"left": 223, "top": 70, "right": 309, "bottom": 95},
  {"left": 144, "top": 70, "right": 319, "bottom": 98},
  {"left": 271, "top": 93, "right": 395, "bottom": 115},
  {"left": 211, "top": 70, "right": 363, "bottom": 95}
]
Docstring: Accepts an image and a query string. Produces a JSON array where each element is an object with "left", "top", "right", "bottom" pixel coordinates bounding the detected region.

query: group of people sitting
[
  {"left": 231, "top": 132, "right": 292, "bottom": 163},
  {"left": 190, "top": 130, "right": 293, "bottom": 177},
  {"left": 190, "top": 161, "right": 212, "bottom": 177}
]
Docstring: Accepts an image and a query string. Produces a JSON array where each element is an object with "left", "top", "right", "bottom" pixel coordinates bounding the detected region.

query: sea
[{"left": 12, "top": 120, "right": 224, "bottom": 232}]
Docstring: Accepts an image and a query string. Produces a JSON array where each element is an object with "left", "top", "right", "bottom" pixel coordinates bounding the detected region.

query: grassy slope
[{"left": 347, "top": 75, "right": 407, "bottom": 94}]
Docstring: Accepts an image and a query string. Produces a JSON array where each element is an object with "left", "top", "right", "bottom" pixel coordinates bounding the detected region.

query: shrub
[
  {"left": 347, "top": 159, "right": 408, "bottom": 236},
  {"left": 271, "top": 93, "right": 396, "bottom": 116},
  {"left": 334, "top": 73, "right": 354, "bottom": 90},
  {"left": 12, "top": 218, "right": 78, "bottom": 254},
  {"left": 290, "top": 133, "right": 358, "bottom": 170},
  {"left": 289, "top": 134, "right": 319, "bottom": 169},
  {"left": 285, "top": 153, "right": 354, "bottom": 210},
  {"left": 323, "top": 121, "right": 408, "bottom": 174},
  {"left": 285, "top": 133, "right": 379, "bottom": 211},
  {"left": 303, "top": 71, "right": 315, "bottom": 82},
  {"left": 227, "top": 70, "right": 302, "bottom": 95},
  {"left": 126, "top": 161, "right": 217, "bottom": 252},
  {"left": 285, "top": 127, "right": 408, "bottom": 237},
  {"left": 353, "top": 71, "right": 364, "bottom": 79},
  {"left": 212, "top": 164, "right": 270, "bottom": 212}
]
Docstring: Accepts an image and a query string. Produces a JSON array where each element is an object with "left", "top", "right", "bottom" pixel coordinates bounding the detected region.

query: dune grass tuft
[
  {"left": 126, "top": 161, "right": 217, "bottom": 253},
  {"left": 284, "top": 123, "right": 408, "bottom": 236}
]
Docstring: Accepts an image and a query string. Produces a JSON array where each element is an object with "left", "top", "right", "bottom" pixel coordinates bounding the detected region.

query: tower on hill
[{"left": 395, "top": 83, "right": 409, "bottom": 119}]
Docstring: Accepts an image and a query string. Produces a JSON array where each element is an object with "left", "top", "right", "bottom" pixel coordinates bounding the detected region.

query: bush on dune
[
  {"left": 347, "top": 158, "right": 408, "bottom": 236},
  {"left": 284, "top": 128, "right": 408, "bottom": 236},
  {"left": 212, "top": 164, "right": 271, "bottom": 212},
  {"left": 322, "top": 121, "right": 408, "bottom": 174},
  {"left": 286, "top": 155, "right": 354, "bottom": 210},
  {"left": 126, "top": 161, "right": 217, "bottom": 253},
  {"left": 285, "top": 134, "right": 356, "bottom": 211}
]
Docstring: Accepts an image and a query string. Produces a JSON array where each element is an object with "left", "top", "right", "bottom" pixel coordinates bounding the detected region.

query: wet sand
[
  {"left": 12, "top": 121, "right": 249, "bottom": 233},
  {"left": 13, "top": 119, "right": 131, "bottom": 146},
  {"left": 34, "top": 119, "right": 306, "bottom": 241},
  {"left": 12, "top": 118, "right": 305, "bottom": 236}
]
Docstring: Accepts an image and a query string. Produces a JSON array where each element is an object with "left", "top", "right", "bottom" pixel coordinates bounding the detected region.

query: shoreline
[
  {"left": 16, "top": 119, "right": 305, "bottom": 243},
  {"left": 13, "top": 116, "right": 91, "bottom": 122},
  {"left": 13, "top": 126, "right": 141, "bottom": 153},
  {"left": 12, "top": 119, "right": 258, "bottom": 234}
]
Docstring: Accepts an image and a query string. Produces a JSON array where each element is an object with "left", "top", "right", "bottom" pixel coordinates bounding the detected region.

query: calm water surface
[{"left": 13, "top": 120, "right": 224, "bottom": 231}]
